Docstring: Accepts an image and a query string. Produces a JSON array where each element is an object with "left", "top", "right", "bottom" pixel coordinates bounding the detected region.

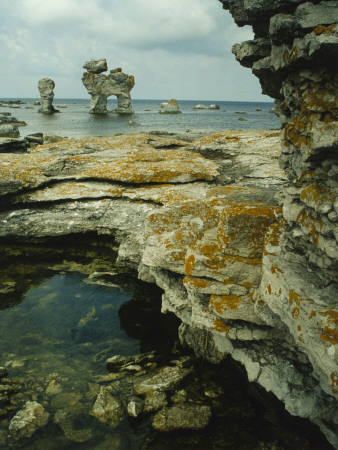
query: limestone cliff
[{"left": 219, "top": 0, "right": 338, "bottom": 445}]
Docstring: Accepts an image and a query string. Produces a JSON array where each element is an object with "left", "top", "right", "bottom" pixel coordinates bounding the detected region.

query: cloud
[{"left": 0, "top": 0, "right": 267, "bottom": 101}]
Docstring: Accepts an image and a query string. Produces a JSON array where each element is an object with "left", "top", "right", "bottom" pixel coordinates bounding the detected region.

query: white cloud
[{"left": 0, "top": 0, "right": 266, "bottom": 101}]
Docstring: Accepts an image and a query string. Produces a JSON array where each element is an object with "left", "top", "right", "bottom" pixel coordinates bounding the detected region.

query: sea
[{"left": 1, "top": 98, "right": 280, "bottom": 138}]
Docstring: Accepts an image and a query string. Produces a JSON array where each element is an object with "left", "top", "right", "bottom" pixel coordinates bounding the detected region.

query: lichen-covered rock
[
  {"left": 220, "top": 0, "right": 338, "bottom": 446},
  {"left": 9, "top": 401, "right": 49, "bottom": 439},
  {"left": 82, "top": 61, "right": 134, "bottom": 114}
]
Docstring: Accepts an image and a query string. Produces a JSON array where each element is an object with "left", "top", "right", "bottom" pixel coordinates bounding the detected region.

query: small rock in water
[
  {"left": 143, "top": 391, "right": 167, "bottom": 414},
  {"left": 151, "top": 404, "right": 211, "bottom": 431},
  {"left": 90, "top": 386, "right": 125, "bottom": 425},
  {"left": 45, "top": 380, "right": 62, "bottom": 396},
  {"left": 127, "top": 398, "right": 144, "bottom": 417},
  {"left": 9, "top": 401, "right": 49, "bottom": 439}
]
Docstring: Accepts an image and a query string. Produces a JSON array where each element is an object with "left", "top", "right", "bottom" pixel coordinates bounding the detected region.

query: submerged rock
[
  {"left": 134, "top": 365, "right": 193, "bottom": 395},
  {"left": 90, "top": 386, "right": 125, "bottom": 425},
  {"left": 9, "top": 401, "right": 49, "bottom": 439},
  {"left": 151, "top": 404, "right": 212, "bottom": 431}
]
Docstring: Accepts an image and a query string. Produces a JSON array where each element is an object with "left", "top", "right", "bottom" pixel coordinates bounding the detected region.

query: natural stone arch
[{"left": 81, "top": 59, "right": 135, "bottom": 115}]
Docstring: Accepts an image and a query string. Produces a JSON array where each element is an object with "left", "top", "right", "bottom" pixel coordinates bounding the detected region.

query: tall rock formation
[
  {"left": 218, "top": 0, "right": 338, "bottom": 445},
  {"left": 81, "top": 58, "right": 134, "bottom": 115},
  {"left": 37, "top": 78, "right": 59, "bottom": 114}
]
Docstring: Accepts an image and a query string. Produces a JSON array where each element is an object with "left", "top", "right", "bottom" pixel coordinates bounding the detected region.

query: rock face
[
  {"left": 0, "top": 127, "right": 336, "bottom": 445},
  {"left": 159, "top": 99, "right": 181, "bottom": 114},
  {"left": 82, "top": 59, "right": 134, "bottom": 115},
  {"left": 37, "top": 78, "right": 59, "bottom": 114},
  {"left": 218, "top": 0, "right": 338, "bottom": 446}
]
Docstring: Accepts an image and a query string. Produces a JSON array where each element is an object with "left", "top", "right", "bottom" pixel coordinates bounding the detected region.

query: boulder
[
  {"left": 90, "top": 386, "right": 125, "bottom": 425},
  {"left": 9, "top": 401, "right": 49, "bottom": 439},
  {"left": 159, "top": 99, "right": 181, "bottom": 114},
  {"left": 83, "top": 58, "right": 108, "bottom": 74}
]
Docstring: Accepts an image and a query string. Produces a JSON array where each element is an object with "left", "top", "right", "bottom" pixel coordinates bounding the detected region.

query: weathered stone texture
[
  {"left": 82, "top": 60, "right": 134, "bottom": 114},
  {"left": 220, "top": 0, "right": 337, "bottom": 446},
  {"left": 37, "top": 78, "right": 59, "bottom": 114}
]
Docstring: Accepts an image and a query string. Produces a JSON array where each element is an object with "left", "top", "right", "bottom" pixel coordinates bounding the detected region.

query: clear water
[
  {"left": 0, "top": 242, "right": 333, "bottom": 449},
  {"left": 1, "top": 98, "right": 280, "bottom": 138}
]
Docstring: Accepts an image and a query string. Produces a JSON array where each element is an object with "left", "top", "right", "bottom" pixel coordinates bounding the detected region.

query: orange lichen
[
  {"left": 210, "top": 294, "right": 241, "bottom": 313},
  {"left": 314, "top": 24, "right": 336, "bottom": 35},
  {"left": 296, "top": 208, "right": 323, "bottom": 247},
  {"left": 185, "top": 255, "right": 195, "bottom": 275},
  {"left": 292, "top": 307, "right": 300, "bottom": 319},
  {"left": 183, "top": 276, "right": 208, "bottom": 289},
  {"left": 267, "top": 284, "right": 272, "bottom": 295},
  {"left": 213, "top": 319, "right": 229, "bottom": 333},
  {"left": 271, "top": 265, "right": 283, "bottom": 275},
  {"left": 289, "top": 289, "right": 306, "bottom": 306},
  {"left": 309, "top": 310, "right": 317, "bottom": 319},
  {"left": 320, "top": 327, "right": 338, "bottom": 345},
  {"left": 300, "top": 182, "right": 335, "bottom": 208}
]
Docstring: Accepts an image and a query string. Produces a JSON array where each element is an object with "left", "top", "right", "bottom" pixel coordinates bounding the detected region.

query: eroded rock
[
  {"left": 151, "top": 404, "right": 211, "bottom": 431},
  {"left": 38, "top": 78, "right": 59, "bottom": 114},
  {"left": 82, "top": 60, "right": 134, "bottom": 115}
]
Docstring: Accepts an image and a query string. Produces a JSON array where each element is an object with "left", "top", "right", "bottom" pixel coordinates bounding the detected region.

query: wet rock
[
  {"left": 0, "top": 368, "right": 8, "bottom": 379},
  {"left": 9, "top": 401, "right": 49, "bottom": 439},
  {"left": 170, "top": 389, "right": 188, "bottom": 404},
  {"left": 134, "top": 365, "right": 193, "bottom": 395},
  {"left": 127, "top": 397, "right": 144, "bottom": 417},
  {"left": 143, "top": 391, "right": 167, "bottom": 414},
  {"left": 106, "top": 352, "right": 159, "bottom": 372},
  {"left": 54, "top": 407, "right": 93, "bottom": 443},
  {"left": 0, "top": 125, "right": 20, "bottom": 138},
  {"left": 46, "top": 380, "right": 62, "bottom": 396},
  {"left": 151, "top": 404, "right": 212, "bottom": 431},
  {"left": 25, "top": 133, "right": 44, "bottom": 145},
  {"left": 90, "top": 386, "right": 125, "bottom": 425}
]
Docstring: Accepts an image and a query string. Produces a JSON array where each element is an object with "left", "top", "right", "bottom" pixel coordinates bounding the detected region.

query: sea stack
[
  {"left": 159, "top": 99, "right": 181, "bottom": 114},
  {"left": 37, "top": 78, "right": 59, "bottom": 114},
  {"left": 82, "top": 58, "right": 134, "bottom": 115}
]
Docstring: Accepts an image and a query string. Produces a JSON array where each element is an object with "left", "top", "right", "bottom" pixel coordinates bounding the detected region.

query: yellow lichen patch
[
  {"left": 271, "top": 265, "right": 283, "bottom": 275},
  {"left": 330, "top": 372, "right": 338, "bottom": 395},
  {"left": 320, "top": 327, "right": 338, "bottom": 345},
  {"left": 185, "top": 255, "right": 195, "bottom": 275},
  {"left": 289, "top": 290, "right": 307, "bottom": 306},
  {"left": 183, "top": 276, "right": 208, "bottom": 289},
  {"left": 300, "top": 182, "right": 335, "bottom": 210},
  {"left": 292, "top": 307, "right": 300, "bottom": 319},
  {"left": 213, "top": 319, "right": 229, "bottom": 333},
  {"left": 318, "top": 310, "right": 338, "bottom": 326},
  {"left": 263, "top": 220, "right": 287, "bottom": 249},
  {"left": 210, "top": 294, "right": 241, "bottom": 313},
  {"left": 309, "top": 310, "right": 317, "bottom": 320},
  {"left": 314, "top": 24, "right": 336, "bottom": 35},
  {"left": 295, "top": 208, "right": 323, "bottom": 247}
]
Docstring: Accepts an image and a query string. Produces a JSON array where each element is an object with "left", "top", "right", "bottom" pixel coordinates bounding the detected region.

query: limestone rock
[
  {"left": 90, "top": 386, "right": 125, "bottom": 425},
  {"left": 193, "top": 104, "right": 220, "bottom": 110},
  {"left": 159, "top": 99, "right": 181, "bottom": 114},
  {"left": 83, "top": 58, "right": 108, "bottom": 74},
  {"left": 151, "top": 404, "right": 211, "bottom": 431},
  {"left": 0, "top": 125, "right": 20, "bottom": 138},
  {"left": 9, "top": 401, "right": 49, "bottom": 439},
  {"left": 134, "top": 366, "right": 193, "bottom": 395},
  {"left": 38, "top": 78, "right": 59, "bottom": 114},
  {"left": 220, "top": 0, "right": 338, "bottom": 446},
  {"left": 82, "top": 60, "right": 134, "bottom": 114}
]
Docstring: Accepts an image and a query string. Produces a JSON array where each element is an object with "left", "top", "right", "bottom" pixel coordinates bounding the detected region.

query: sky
[{"left": 0, "top": 0, "right": 269, "bottom": 102}]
